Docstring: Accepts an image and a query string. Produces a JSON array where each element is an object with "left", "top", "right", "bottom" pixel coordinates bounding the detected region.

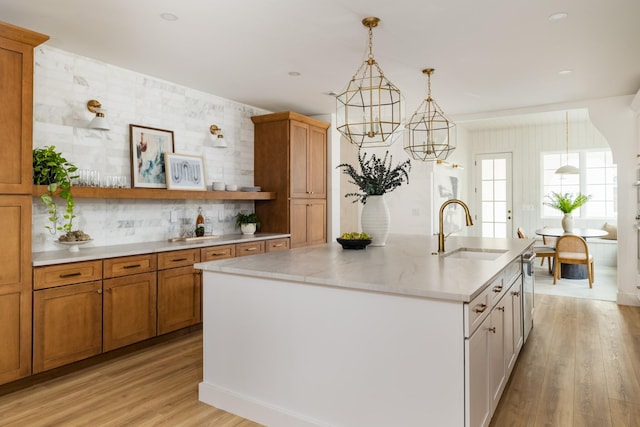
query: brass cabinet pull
[
  {"left": 245, "top": 247, "right": 258, "bottom": 251},
  {"left": 273, "top": 243, "right": 284, "bottom": 247},
  {"left": 497, "top": 306, "right": 505, "bottom": 312},
  {"left": 488, "top": 327, "right": 496, "bottom": 334},
  {"left": 123, "top": 264, "right": 142, "bottom": 269},
  {"left": 59, "top": 272, "right": 82, "bottom": 278},
  {"left": 97, "top": 289, "right": 103, "bottom": 294},
  {"left": 492, "top": 285, "right": 503, "bottom": 293},
  {"left": 211, "top": 252, "right": 227, "bottom": 256},
  {"left": 172, "top": 257, "right": 188, "bottom": 262},
  {"left": 474, "top": 304, "right": 488, "bottom": 313},
  {"left": 511, "top": 291, "right": 521, "bottom": 297}
]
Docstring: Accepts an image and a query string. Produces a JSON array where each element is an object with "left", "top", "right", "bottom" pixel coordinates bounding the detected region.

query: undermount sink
[{"left": 443, "top": 247, "right": 508, "bottom": 261}]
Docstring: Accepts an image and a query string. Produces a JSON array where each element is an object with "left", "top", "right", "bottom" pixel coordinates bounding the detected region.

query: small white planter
[{"left": 240, "top": 223, "right": 257, "bottom": 235}]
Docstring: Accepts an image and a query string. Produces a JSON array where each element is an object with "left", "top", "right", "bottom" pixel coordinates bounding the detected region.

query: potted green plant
[
  {"left": 337, "top": 149, "right": 411, "bottom": 246},
  {"left": 235, "top": 212, "right": 260, "bottom": 235},
  {"left": 543, "top": 191, "right": 591, "bottom": 232},
  {"left": 33, "top": 146, "right": 84, "bottom": 239}
]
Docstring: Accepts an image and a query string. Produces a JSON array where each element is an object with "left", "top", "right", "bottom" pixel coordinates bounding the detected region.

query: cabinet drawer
[
  {"left": 266, "top": 238, "right": 290, "bottom": 252},
  {"left": 504, "top": 258, "right": 521, "bottom": 286},
  {"left": 236, "top": 241, "right": 265, "bottom": 257},
  {"left": 465, "top": 286, "right": 492, "bottom": 338},
  {"left": 488, "top": 274, "right": 507, "bottom": 307},
  {"left": 103, "top": 254, "right": 157, "bottom": 278},
  {"left": 34, "top": 260, "right": 103, "bottom": 290},
  {"left": 201, "top": 244, "right": 236, "bottom": 261},
  {"left": 157, "top": 249, "right": 201, "bottom": 270}
]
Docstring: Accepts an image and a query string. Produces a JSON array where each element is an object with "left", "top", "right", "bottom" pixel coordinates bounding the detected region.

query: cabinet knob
[
  {"left": 511, "top": 291, "right": 521, "bottom": 297},
  {"left": 97, "top": 289, "right": 103, "bottom": 294},
  {"left": 474, "top": 303, "right": 488, "bottom": 313},
  {"left": 497, "top": 306, "right": 505, "bottom": 312},
  {"left": 488, "top": 327, "right": 496, "bottom": 334}
]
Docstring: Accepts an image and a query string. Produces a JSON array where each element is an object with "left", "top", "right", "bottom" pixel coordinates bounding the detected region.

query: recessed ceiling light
[
  {"left": 558, "top": 69, "right": 573, "bottom": 75},
  {"left": 288, "top": 71, "right": 301, "bottom": 77},
  {"left": 160, "top": 12, "right": 179, "bottom": 21},
  {"left": 548, "top": 12, "right": 568, "bottom": 22}
]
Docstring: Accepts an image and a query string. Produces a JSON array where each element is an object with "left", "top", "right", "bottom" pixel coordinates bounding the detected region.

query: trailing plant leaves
[
  {"left": 543, "top": 191, "right": 591, "bottom": 214},
  {"left": 337, "top": 149, "right": 411, "bottom": 204}
]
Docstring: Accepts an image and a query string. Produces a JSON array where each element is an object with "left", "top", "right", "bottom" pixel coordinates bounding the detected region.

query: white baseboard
[{"left": 617, "top": 290, "right": 640, "bottom": 306}]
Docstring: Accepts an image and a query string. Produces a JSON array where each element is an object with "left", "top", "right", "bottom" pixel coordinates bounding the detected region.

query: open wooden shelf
[{"left": 32, "top": 185, "right": 276, "bottom": 201}]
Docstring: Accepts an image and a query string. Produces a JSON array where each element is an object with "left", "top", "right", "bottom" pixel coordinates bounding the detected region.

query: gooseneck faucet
[{"left": 438, "top": 199, "right": 474, "bottom": 253}]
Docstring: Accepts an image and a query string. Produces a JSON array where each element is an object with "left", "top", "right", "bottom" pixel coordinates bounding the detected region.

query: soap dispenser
[{"left": 195, "top": 207, "right": 205, "bottom": 237}]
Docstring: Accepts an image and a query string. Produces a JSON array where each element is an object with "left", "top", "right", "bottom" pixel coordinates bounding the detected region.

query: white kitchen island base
[{"left": 199, "top": 272, "right": 464, "bottom": 427}]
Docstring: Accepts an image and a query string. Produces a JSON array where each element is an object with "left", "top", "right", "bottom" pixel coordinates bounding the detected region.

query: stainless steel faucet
[{"left": 438, "top": 199, "right": 474, "bottom": 253}]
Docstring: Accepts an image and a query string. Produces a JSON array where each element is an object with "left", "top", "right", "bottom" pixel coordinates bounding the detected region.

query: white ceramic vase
[
  {"left": 361, "top": 195, "right": 390, "bottom": 246},
  {"left": 240, "top": 223, "right": 256, "bottom": 235},
  {"left": 561, "top": 214, "right": 573, "bottom": 233}
]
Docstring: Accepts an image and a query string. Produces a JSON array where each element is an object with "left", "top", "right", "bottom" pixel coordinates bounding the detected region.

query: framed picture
[
  {"left": 130, "top": 124, "right": 175, "bottom": 188},
  {"left": 165, "top": 153, "right": 206, "bottom": 191}
]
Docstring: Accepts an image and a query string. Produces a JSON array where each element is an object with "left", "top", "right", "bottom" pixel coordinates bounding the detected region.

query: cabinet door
[
  {"left": 0, "top": 37, "right": 35, "bottom": 193},
  {"left": 157, "top": 266, "right": 201, "bottom": 335},
  {"left": 0, "top": 196, "right": 32, "bottom": 383},
  {"left": 290, "top": 121, "right": 310, "bottom": 198},
  {"left": 307, "top": 200, "right": 327, "bottom": 246},
  {"left": 290, "top": 199, "right": 310, "bottom": 248},
  {"left": 103, "top": 272, "right": 157, "bottom": 352},
  {"left": 33, "top": 281, "right": 103, "bottom": 373},
  {"left": 507, "top": 281, "right": 523, "bottom": 374},
  {"left": 308, "top": 125, "right": 327, "bottom": 198},
  {"left": 489, "top": 301, "right": 506, "bottom": 411},
  {"left": 465, "top": 318, "right": 491, "bottom": 427}
]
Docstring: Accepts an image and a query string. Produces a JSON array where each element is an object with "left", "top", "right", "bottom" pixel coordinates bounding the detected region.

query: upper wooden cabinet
[
  {"left": 252, "top": 111, "right": 329, "bottom": 248},
  {"left": 0, "top": 21, "right": 48, "bottom": 385},
  {"left": 0, "top": 22, "right": 48, "bottom": 194}
]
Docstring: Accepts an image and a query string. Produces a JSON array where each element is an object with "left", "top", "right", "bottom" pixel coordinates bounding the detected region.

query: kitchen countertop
[
  {"left": 195, "top": 234, "right": 534, "bottom": 302},
  {"left": 32, "top": 233, "right": 290, "bottom": 266}
]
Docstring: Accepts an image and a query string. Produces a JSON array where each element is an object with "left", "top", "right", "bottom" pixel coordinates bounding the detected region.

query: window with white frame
[{"left": 542, "top": 150, "right": 616, "bottom": 218}]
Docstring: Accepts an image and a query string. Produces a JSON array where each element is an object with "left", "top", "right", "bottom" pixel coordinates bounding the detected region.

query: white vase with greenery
[
  {"left": 543, "top": 192, "right": 591, "bottom": 232},
  {"left": 337, "top": 149, "right": 411, "bottom": 246}
]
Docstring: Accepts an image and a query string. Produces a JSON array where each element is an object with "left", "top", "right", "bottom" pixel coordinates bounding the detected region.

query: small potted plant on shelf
[
  {"left": 543, "top": 191, "right": 591, "bottom": 232},
  {"left": 235, "top": 212, "right": 260, "bottom": 235},
  {"left": 33, "top": 146, "right": 90, "bottom": 243}
]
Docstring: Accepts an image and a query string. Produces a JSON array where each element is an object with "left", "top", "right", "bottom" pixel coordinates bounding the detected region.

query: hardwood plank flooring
[
  {"left": 0, "top": 294, "right": 638, "bottom": 426},
  {"left": 491, "top": 294, "right": 640, "bottom": 427}
]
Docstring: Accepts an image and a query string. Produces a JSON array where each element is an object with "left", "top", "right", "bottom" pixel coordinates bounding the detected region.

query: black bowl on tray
[{"left": 336, "top": 237, "right": 372, "bottom": 250}]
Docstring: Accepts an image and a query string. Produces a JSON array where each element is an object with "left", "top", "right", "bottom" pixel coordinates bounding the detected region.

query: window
[{"left": 542, "top": 150, "right": 616, "bottom": 218}]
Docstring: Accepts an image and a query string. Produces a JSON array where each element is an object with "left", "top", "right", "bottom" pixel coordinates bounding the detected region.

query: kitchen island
[{"left": 196, "top": 235, "right": 533, "bottom": 427}]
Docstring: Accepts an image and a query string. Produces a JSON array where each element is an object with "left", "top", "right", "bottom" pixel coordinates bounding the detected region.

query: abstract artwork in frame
[
  {"left": 130, "top": 124, "right": 175, "bottom": 188},
  {"left": 165, "top": 153, "right": 207, "bottom": 191}
]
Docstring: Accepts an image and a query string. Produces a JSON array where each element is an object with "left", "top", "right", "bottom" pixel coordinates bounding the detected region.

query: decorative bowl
[{"left": 336, "top": 237, "right": 372, "bottom": 250}]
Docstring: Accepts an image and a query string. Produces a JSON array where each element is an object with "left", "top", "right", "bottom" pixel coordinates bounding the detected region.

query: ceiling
[{"left": 1, "top": 0, "right": 639, "bottom": 127}]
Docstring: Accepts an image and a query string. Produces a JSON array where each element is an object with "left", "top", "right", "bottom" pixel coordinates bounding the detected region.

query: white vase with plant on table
[
  {"left": 543, "top": 191, "right": 591, "bottom": 233},
  {"left": 337, "top": 149, "right": 411, "bottom": 246}
]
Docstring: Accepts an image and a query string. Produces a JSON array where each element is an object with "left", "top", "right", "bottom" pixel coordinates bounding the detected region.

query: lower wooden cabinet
[
  {"left": 33, "top": 281, "right": 103, "bottom": 373},
  {"left": 103, "top": 272, "right": 157, "bottom": 352},
  {"left": 290, "top": 199, "right": 326, "bottom": 248},
  {"left": 157, "top": 265, "right": 201, "bottom": 335},
  {"left": 236, "top": 240, "right": 265, "bottom": 257},
  {"left": 0, "top": 288, "right": 31, "bottom": 384}
]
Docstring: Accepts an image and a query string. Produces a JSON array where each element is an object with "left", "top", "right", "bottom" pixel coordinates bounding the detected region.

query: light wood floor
[{"left": 1, "top": 294, "right": 639, "bottom": 426}]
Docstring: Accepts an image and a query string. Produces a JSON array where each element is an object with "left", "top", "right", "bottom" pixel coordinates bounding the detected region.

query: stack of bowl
[{"left": 212, "top": 181, "right": 225, "bottom": 191}]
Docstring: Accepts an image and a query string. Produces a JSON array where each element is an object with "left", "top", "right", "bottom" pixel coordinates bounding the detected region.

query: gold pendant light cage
[
  {"left": 404, "top": 68, "right": 456, "bottom": 161},
  {"left": 336, "top": 17, "right": 403, "bottom": 147}
]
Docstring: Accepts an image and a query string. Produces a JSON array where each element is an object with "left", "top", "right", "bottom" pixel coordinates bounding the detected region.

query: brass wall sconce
[
  {"left": 87, "top": 99, "right": 110, "bottom": 130},
  {"left": 210, "top": 125, "right": 228, "bottom": 148}
]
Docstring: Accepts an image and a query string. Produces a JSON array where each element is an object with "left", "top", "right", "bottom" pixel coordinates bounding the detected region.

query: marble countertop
[
  {"left": 195, "top": 234, "right": 534, "bottom": 302},
  {"left": 32, "top": 233, "right": 290, "bottom": 266}
]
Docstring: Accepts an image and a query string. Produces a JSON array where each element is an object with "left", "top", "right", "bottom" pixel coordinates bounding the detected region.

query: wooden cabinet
[
  {"left": 33, "top": 280, "right": 103, "bottom": 373},
  {"left": 0, "top": 22, "right": 48, "bottom": 385},
  {"left": 290, "top": 199, "right": 326, "bottom": 248},
  {"left": 252, "top": 111, "right": 329, "bottom": 248},
  {"left": 103, "top": 254, "right": 157, "bottom": 352},
  {"left": 157, "top": 249, "right": 201, "bottom": 335},
  {"left": 201, "top": 244, "right": 236, "bottom": 261}
]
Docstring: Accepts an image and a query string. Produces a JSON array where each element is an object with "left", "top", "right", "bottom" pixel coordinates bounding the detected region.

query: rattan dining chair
[
  {"left": 553, "top": 234, "right": 594, "bottom": 288},
  {"left": 517, "top": 227, "right": 555, "bottom": 274}
]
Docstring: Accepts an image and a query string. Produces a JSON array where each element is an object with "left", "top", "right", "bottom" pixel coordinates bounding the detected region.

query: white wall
[{"left": 32, "top": 45, "right": 270, "bottom": 252}]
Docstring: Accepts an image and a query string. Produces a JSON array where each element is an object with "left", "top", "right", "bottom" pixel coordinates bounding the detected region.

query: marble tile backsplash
[{"left": 32, "top": 45, "right": 270, "bottom": 252}]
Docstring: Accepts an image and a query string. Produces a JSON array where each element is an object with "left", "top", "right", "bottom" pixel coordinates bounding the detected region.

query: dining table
[{"left": 535, "top": 227, "right": 608, "bottom": 279}]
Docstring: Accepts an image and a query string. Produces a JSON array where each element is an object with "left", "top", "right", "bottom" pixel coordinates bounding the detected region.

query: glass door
[{"left": 475, "top": 153, "right": 513, "bottom": 238}]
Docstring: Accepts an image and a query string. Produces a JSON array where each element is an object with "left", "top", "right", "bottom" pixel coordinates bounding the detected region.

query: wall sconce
[
  {"left": 209, "top": 125, "right": 228, "bottom": 148},
  {"left": 436, "top": 159, "right": 464, "bottom": 169},
  {"left": 87, "top": 99, "right": 110, "bottom": 130}
]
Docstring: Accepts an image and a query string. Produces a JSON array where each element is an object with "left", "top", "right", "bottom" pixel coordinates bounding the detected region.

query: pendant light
[
  {"left": 404, "top": 68, "right": 455, "bottom": 161},
  {"left": 555, "top": 111, "right": 579, "bottom": 174},
  {"left": 336, "top": 17, "right": 403, "bottom": 147}
]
